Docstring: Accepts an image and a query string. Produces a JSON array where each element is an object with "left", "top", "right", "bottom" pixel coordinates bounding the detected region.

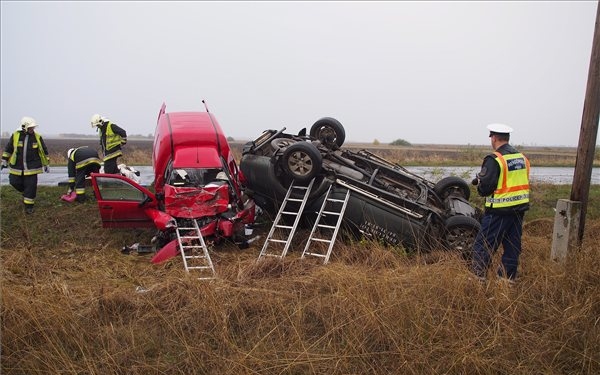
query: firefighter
[
  {"left": 90, "top": 114, "right": 127, "bottom": 174},
  {"left": 1, "top": 116, "right": 50, "bottom": 214},
  {"left": 61, "top": 146, "right": 102, "bottom": 203}
]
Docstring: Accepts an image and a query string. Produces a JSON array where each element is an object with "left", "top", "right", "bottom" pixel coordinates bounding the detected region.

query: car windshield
[{"left": 167, "top": 168, "right": 222, "bottom": 187}]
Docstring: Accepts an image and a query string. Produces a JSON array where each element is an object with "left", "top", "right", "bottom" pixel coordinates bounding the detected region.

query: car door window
[{"left": 95, "top": 176, "right": 146, "bottom": 201}]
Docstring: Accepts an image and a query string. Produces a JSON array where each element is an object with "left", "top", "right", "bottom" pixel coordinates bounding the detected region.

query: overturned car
[{"left": 240, "top": 117, "right": 482, "bottom": 254}]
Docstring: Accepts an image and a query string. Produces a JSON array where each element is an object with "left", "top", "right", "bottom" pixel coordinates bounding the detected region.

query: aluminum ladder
[
  {"left": 301, "top": 186, "right": 350, "bottom": 264},
  {"left": 175, "top": 219, "right": 215, "bottom": 279},
  {"left": 258, "top": 178, "right": 315, "bottom": 260}
]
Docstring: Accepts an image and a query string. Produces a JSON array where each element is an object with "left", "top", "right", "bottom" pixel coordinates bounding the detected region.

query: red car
[{"left": 90, "top": 103, "right": 256, "bottom": 265}]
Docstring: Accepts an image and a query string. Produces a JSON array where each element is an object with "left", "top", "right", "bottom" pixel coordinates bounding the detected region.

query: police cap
[{"left": 487, "top": 123, "right": 513, "bottom": 137}]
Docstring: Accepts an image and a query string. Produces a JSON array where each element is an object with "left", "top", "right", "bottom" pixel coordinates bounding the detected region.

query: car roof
[
  {"left": 173, "top": 146, "right": 221, "bottom": 168},
  {"left": 164, "top": 111, "right": 231, "bottom": 166},
  {"left": 167, "top": 112, "right": 221, "bottom": 144}
]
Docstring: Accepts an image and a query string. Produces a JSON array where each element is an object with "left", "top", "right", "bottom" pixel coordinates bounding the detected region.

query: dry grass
[{"left": 1, "top": 185, "right": 599, "bottom": 374}]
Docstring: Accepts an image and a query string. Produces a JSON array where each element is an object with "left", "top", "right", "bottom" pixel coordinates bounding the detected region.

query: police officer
[
  {"left": 1, "top": 116, "right": 50, "bottom": 214},
  {"left": 471, "top": 123, "right": 530, "bottom": 282},
  {"left": 90, "top": 114, "right": 127, "bottom": 174},
  {"left": 63, "top": 146, "right": 102, "bottom": 203}
]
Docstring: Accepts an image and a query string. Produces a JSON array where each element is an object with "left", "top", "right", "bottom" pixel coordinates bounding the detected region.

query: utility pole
[
  {"left": 552, "top": 1, "right": 600, "bottom": 262},
  {"left": 570, "top": 0, "right": 600, "bottom": 244}
]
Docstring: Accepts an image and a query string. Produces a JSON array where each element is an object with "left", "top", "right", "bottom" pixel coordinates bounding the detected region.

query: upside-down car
[{"left": 239, "top": 117, "right": 482, "bottom": 254}]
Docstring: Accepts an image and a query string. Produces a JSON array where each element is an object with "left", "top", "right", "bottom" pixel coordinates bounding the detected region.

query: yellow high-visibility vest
[
  {"left": 105, "top": 122, "right": 124, "bottom": 150},
  {"left": 6, "top": 130, "right": 49, "bottom": 175},
  {"left": 485, "top": 151, "right": 530, "bottom": 208}
]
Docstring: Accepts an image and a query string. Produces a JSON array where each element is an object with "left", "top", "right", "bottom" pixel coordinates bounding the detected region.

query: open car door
[{"left": 90, "top": 173, "right": 159, "bottom": 228}]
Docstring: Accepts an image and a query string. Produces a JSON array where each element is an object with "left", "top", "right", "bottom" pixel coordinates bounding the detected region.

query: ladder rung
[
  {"left": 177, "top": 227, "right": 196, "bottom": 231},
  {"left": 327, "top": 198, "right": 345, "bottom": 203},
  {"left": 304, "top": 252, "right": 327, "bottom": 258},
  {"left": 182, "top": 245, "right": 204, "bottom": 249},
  {"left": 263, "top": 253, "right": 282, "bottom": 257},
  {"left": 292, "top": 186, "right": 309, "bottom": 190},
  {"left": 287, "top": 198, "right": 304, "bottom": 202},
  {"left": 267, "top": 239, "right": 287, "bottom": 243},
  {"left": 311, "top": 238, "right": 332, "bottom": 243},
  {"left": 317, "top": 224, "right": 336, "bottom": 229},
  {"left": 281, "top": 211, "right": 299, "bottom": 215},
  {"left": 275, "top": 225, "right": 293, "bottom": 229},
  {"left": 322, "top": 211, "right": 341, "bottom": 215},
  {"left": 187, "top": 266, "right": 213, "bottom": 270}
]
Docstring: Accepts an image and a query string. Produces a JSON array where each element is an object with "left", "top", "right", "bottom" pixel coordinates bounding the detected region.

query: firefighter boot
[{"left": 24, "top": 204, "right": 34, "bottom": 214}]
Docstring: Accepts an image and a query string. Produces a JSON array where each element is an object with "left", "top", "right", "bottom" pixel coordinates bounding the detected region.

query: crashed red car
[{"left": 90, "top": 103, "right": 256, "bottom": 262}]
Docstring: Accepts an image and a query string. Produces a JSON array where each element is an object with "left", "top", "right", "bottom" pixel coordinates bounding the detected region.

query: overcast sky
[{"left": 1, "top": 1, "right": 597, "bottom": 146}]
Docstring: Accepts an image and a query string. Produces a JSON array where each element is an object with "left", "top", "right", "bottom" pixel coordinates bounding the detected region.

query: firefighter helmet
[
  {"left": 21, "top": 116, "right": 37, "bottom": 130},
  {"left": 90, "top": 114, "right": 103, "bottom": 128},
  {"left": 67, "top": 148, "right": 76, "bottom": 160}
]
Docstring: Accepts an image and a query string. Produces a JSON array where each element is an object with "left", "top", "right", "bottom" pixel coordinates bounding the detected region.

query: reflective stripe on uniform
[{"left": 76, "top": 156, "right": 102, "bottom": 169}]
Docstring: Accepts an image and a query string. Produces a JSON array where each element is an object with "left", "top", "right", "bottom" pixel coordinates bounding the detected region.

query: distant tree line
[{"left": 390, "top": 138, "right": 412, "bottom": 146}]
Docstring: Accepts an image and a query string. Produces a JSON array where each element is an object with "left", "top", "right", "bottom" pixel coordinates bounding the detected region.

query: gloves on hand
[
  {"left": 44, "top": 166, "right": 50, "bottom": 173},
  {"left": 1, "top": 159, "right": 7, "bottom": 169}
]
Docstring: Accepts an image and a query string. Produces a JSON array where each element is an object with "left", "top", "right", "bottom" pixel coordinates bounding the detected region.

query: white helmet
[
  {"left": 67, "top": 148, "right": 76, "bottom": 159},
  {"left": 21, "top": 116, "right": 37, "bottom": 130},
  {"left": 216, "top": 171, "right": 228, "bottom": 180},
  {"left": 90, "top": 114, "right": 104, "bottom": 128}
]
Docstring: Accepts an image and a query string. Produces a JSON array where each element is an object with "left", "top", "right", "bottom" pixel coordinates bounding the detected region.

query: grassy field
[{"left": 1, "top": 183, "right": 599, "bottom": 374}]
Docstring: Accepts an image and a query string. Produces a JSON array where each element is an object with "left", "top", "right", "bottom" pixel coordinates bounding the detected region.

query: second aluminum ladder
[{"left": 301, "top": 186, "right": 350, "bottom": 264}]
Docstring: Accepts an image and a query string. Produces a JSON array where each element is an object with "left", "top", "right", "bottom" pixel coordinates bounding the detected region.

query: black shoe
[
  {"left": 75, "top": 194, "right": 87, "bottom": 203},
  {"left": 24, "top": 205, "right": 34, "bottom": 214}
]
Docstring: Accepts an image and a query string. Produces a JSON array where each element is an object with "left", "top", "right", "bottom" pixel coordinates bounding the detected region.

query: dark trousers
[
  {"left": 75, "top": 164, "right": 101, "bottom": 195},
  {"left": 103, "top": 157, "right": 119, "bottom": 174},
  {"left": 472, "top": 211, "right": 524, "bottom": 279},
  {"left": 9, "top": 173, "right": 38, "bottom": 205}
]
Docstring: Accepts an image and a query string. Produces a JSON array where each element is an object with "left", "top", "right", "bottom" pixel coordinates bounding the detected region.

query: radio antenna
[{"left": 203, "top": 99, "right": 223, "bottom": 161}]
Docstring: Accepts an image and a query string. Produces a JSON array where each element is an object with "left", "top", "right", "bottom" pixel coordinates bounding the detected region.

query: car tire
[
  {"left": 444, "top": 215, "right": 481, "bottom": 257},
  {"left": 281, "top": 142, "right": 323, "bottom": 182},
  {"left": 310, "top": 117, "right": 346, "bottom": 150},
  {"left": 434, "top": 176, "right": 471, "bottom": 200}
]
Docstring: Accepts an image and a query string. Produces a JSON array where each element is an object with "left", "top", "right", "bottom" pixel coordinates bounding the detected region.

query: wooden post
[{"left": 570, "top": 0, "right": 600, "bottom": 244}]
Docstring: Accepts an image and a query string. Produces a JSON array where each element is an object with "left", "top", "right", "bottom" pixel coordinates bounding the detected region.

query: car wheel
[
  {"left": 310, "top": 117, "right": 346, "bottom": 150},
  {"left": 281, "top": 142, "right": 323, "bottom": 182},
  {"left": 444, "top": 215, "right": 481, "bottom": 257},
  {"left": 434, "top": 176, "right": 471, "bottom": 200}
]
